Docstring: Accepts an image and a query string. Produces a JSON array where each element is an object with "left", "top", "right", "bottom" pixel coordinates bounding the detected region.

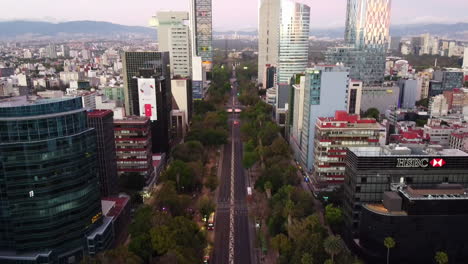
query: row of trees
[{"left": 236, "top": 61, "right": 362, "bottom": 263}]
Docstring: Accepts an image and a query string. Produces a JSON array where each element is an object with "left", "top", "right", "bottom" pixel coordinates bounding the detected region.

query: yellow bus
[{"left": 207, "top": 212, "right": 215, "bottom": 230}]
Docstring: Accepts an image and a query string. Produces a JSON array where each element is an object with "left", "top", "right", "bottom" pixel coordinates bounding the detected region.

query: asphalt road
[{"left": 213, "top": 70, "right": 252, "bottom": 264}]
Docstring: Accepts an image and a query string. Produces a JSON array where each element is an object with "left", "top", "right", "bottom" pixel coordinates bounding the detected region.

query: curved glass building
[{"left": 0, "top": 96, "right": 102, "bottom": 263}]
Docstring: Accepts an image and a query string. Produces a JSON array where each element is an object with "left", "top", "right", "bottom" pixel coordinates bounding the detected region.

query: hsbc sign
[{"left": 396, "top": 158, "right": 446, "bottom": 168}]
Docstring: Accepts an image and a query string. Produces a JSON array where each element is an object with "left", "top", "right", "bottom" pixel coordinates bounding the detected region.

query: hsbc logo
[
  {"left": 396, "top": 158, "right": 447, "bottom": 168},
  {"left": 430, "top": 159, "right": 446, "bottom": 167}
]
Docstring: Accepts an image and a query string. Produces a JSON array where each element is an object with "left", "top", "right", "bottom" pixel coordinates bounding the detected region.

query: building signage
[
  {"left": 396, "top": 158, "right": 446, "bottom": 168},
  {"left": 138, "top": 78, "right": 158, "bottom": 121}
]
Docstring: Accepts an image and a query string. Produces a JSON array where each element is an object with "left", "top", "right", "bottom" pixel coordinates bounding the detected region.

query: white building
[
  {"left": 153, "top": 12, "right": 192, "bottom": 78},
  {"left": 429, "top": 95, "right": 449, "bottom": 117},
  {"left": 463, "top": 46, "right": 468, "bottom": 69},
  {"left": 171, "top": 79, "right": 192, "bottom": 126},
  {"left": 258, "top": 0, "right": 281, "bottom": 86}
]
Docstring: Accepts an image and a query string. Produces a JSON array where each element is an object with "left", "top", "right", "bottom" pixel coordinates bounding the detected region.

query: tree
[
  {"left": 243, "top": 150, "right": 258, "bottom": 170},
  {"left": 301, "top": 253, "right": 314, "bottom": 264},
  {"left": 270, "top": 233, "right": 292, "bottom": 256},
  {"left": 363, "top": 108, "right": 380, "bottom": 120},
  {"left": 434, "top": 251, "right": 448, "bottom": 264},
  {"left": 163, "top": 160, "right": 198, "bottom": 193},
  {"left": 205, "top": 173, "right": 219, "bottom": 192},
  {"left": 264, "top": 181, "right": 273, "bottom": 199},
  {"left": 384, "top": 237, "right": 396, "bottom": 264},
  {"left": 172, "top": 141, "right": 205, "bottom": 163},
  {"left": 128, "top": 233, "right": 152, "bottom": 261},
  {"left": 198, "top": 196, "right": 216, "bottom": 217},
  {"left": 416, "top": 98, "right": 429, "bottom": 108},
  {"left": 325, "top": 204, "right": 343, "bottom": 230},
  {"left": 103, "top": 246, "right": 143, "bottom": 264},
  {"left": 324, "top": 259, "right": 333, "bottom": 264},
  {"left": 150, "top": 225, "right": 175, "bottom": 256},
  {"left": 323, "top": 235, "right": 343, "bottom": 263}
]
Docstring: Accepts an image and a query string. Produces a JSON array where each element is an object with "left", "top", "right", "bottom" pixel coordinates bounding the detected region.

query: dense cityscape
[{"left": 1, "top": 0, "right": 468, "bottom": 264}]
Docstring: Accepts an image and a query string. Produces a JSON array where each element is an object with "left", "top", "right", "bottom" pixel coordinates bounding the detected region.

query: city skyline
[{"left": 1, "top": 0, "right": 468, "bottom": 30}]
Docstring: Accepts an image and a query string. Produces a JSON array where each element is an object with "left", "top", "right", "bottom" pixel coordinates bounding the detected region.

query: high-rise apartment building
[
  {"left": 46, "top": 43, "right": 57, "bottom": 59},
  {"left": 190, "top": 0, "right": 213, "bottom": 72},
  {"left": 277, "top": 1, "right": 310, "bottom": 84},
  {"left": 326, "top": 0, "right": 392, "bottom": 86},
  {"left": 114, "top": 117, "right": 154, "bottom": 179},
  {"left": 463, "top": 47, "right": 468, "bottom": 69},
  {"left": 153, "top": 12, "right": 192, "bottom": 78},
  {"left": 258, "top": 0, "right": 281, "bottom": 86},
  {"left": 348, "top": 80, "right": 362, "bottom": 114},
  {"left": 312, "top": 111, "right": 383, "bottom": 191},
  {"left": 122, "top": 52, "right": 170, "bottom": 116},
  {"left": 87, "top": 110, "right": 118, "bottom": 197},
  {"left": 287, "top": 65, "right": 350, "bottom": 172},
  {"left": 0, "top": 97, "right": 105, "bottom": 263}
]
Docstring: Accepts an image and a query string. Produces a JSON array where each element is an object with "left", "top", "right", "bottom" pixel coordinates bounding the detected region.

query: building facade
[
  {"left": 0, "top": 97, "right": 104, "bottom": 263},
  {"left": 87, "top": 110, "right": 118, "bottom": 197},
  {"left": 114, "top": 117, "right": 154, "bottom": 180},
  {"left": 343, "top": 145, "right": 468, "bottom": 242},
  {"left": 258, "top": 0, "right": 281, "bottom": 86},
  {"left": 287, "top": 66, "right": 350, "bottom": 172},
  {"left": 154, "top": 12, "right": 192, "bottom": 78},
  {"left": 277, "top": 1, "right": 310, "bottom": 84},
  {"left": 326, "top": 0, "right": 392, "bottom": 86},
  {"left": 122, "top": 52, "right": 170, "bottom": 116},
  {"left": 312, "top": 111, "right": 383, "bottom": 192},
  {"left": 190, "top": 0, "right": 213, "bottom": 72}
]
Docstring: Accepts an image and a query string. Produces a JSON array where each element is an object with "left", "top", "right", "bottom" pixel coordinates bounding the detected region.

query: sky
[{"left": 2, "top": 0, "right": 468, "bottom": 30}]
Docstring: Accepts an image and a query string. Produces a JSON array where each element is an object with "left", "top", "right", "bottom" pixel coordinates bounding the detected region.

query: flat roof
[
  {"left": 0, "top": 96, "right": 75, "bottom": 108},
  {"left": 349, "top": 146, "right": 468, "bottom": 157}
]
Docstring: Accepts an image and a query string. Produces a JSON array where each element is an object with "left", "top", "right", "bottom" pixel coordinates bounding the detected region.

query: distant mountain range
[
  {"left": 0, "top": 20, "right": 155, "bottom": 39},
  {"left": 1, "top": 20, "right": 468, "bottom": 41}
]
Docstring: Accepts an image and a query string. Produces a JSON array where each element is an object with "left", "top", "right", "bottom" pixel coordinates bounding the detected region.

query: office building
[
  {"left": 171, "top": 78, "right": 193, "bottom": 126},
  {"left": 288, "top": 65, "right": 350, "bottom": 172},
  {"left": 87, "top": 110, "right": 118, "bottom": 197},
  {"left": 398, "top": 79, "right": 419, "bottom": 109},
  {"left": 114, "top": 116, "right": 154, "bottom": 180},
  {"left": 258, "top": 0, "right": 280, "bottom": 86},
  {"left": 0, "top": 97, "right": 105, "bottom": 263},
  {"left": 417, "top": 71, "right": 432, "bottom": 99},
  {"left": 429, "top": 95, "right": 449, "bottom": 117},
  {"left": 190, "top": 0, "right": 213, "bottom": 72},
  {"left": 388, "top": 36, "right": 401, "bottom": 52},
  {"left": 360, "top": 85, "right": 400, "bottom": 113},
  {"left": 432, "top": 70, "right": 464, "bottom": 94},
  {"left": 312, "top": 111, "right": 383, "bottom": 192},
  {"left": 153, "top": 12, "right": 192, "bottom": 78},
  {"left": 103, "top": 87, "right": 125, "bottom": 103},
  {"left": 132, "top": 69, "right": 172, "bottom": 153},
  {"left": 343, "top": 145, "right": 468, "bottom": 241},
  {"left": 46, "top": 43, "right": 57, "bottom": 59},
  {"left": 326, "top": 0, "right": 392, "bottom": 85},
  {"left": 122, "top": 52, "right": 170, "bottom": 116},
  {"left": 348, "top": 80, "right": 362, "bottom": 114},
  {"left": 449, "top": 132, "right": 468, "bottom": 153},
  {"left": 359, "top": 184, "right": 468, "bottom": 264},
  {"left": 277, "top": 1, "right": 310, "bottom": 84}
]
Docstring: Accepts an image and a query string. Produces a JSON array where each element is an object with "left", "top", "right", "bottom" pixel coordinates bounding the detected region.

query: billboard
[{"left": 138, "top": 78, "right": 157, "bottom": 121}]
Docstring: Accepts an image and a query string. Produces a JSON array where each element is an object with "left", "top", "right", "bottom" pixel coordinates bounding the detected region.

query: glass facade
[
  {"left": 326, "top": 0, "right": 391, "bottom": 86},
  {"left": 191, "top": 0, "right": 213, "bottom": 72},
  {"left": 0, "top": 97, "right": 102, "bottom": 263},
  {"left": 122, "top": 52, "right": 170, "bottom": 116},
  {"left": 277, "top": 1, "right": 310, "bottom": 84},
  {"left": 343, "top": 147, "right": 468, "bottom": 240}
]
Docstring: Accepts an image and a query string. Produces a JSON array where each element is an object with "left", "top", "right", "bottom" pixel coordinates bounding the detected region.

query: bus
[{"left": 207, "top": 212, "right": 215, "bottom": 230}]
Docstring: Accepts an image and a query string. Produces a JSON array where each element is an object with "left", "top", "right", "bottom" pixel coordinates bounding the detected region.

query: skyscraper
[
  {"left": 326, "top": 0, "right": 392, "bottom": 86},
  {"left": 153, "top": 12, "right": 192, "bottom": 78},
  {"left": 0, "top": 97, "right": 104, "bottom": 263},
  {"left": 190, "top": 0, "right": 213, "bottom": 72},
  {"left": 277, "top": 1, "right": 310, "bottom": 84},
  {"left": 258, "top": 0, "right": 281, "bottom": 86},
  {"left": 122, "top": 52, "right": 170, "bottom": 116}
]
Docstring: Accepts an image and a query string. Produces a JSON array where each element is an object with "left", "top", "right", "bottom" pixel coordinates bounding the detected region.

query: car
[
  {"left": 233, "top": 120, "right": 239, "bottom": 125},
  {"left": 304, "top": 176, "right": 310, "bottom": 183}
]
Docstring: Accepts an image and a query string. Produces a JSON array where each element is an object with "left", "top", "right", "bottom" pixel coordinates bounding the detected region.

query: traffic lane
[
  {"left": 234, "top": 209, "right": 251, "bottom": 264},
  {"left": 218, "top": 138, "right": 232, "bottom": 203},
  {"left": 213, "top": 210, "right": 230, "bottom": 264}
]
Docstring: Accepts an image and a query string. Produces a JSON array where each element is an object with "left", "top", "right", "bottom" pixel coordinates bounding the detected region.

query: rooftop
[
  {"left": 114, "top": 116, "right": 150, "bottom": 124},
  {"left": 400, "top": 184, "right": 468, "bottom": 200},
  {"left": 349, "top": 145, "right": 468, "bottom": 157},
  {"left": 87, "top": 109, "right": 113, "bottom": 118}
]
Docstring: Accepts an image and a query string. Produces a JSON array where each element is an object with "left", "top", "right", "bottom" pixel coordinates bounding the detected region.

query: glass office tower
[
  {"left": 190, "top": 0, "right": 213, "bottom": 72},
  {"left": 277, "top": 1, "right": 310, "bottom": 84},
  {"left": 0, "top": 97, "right": 102, "bottom": 263},
  {"left": 326, "top": 0, "right": 392, "bottom": 86}
]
